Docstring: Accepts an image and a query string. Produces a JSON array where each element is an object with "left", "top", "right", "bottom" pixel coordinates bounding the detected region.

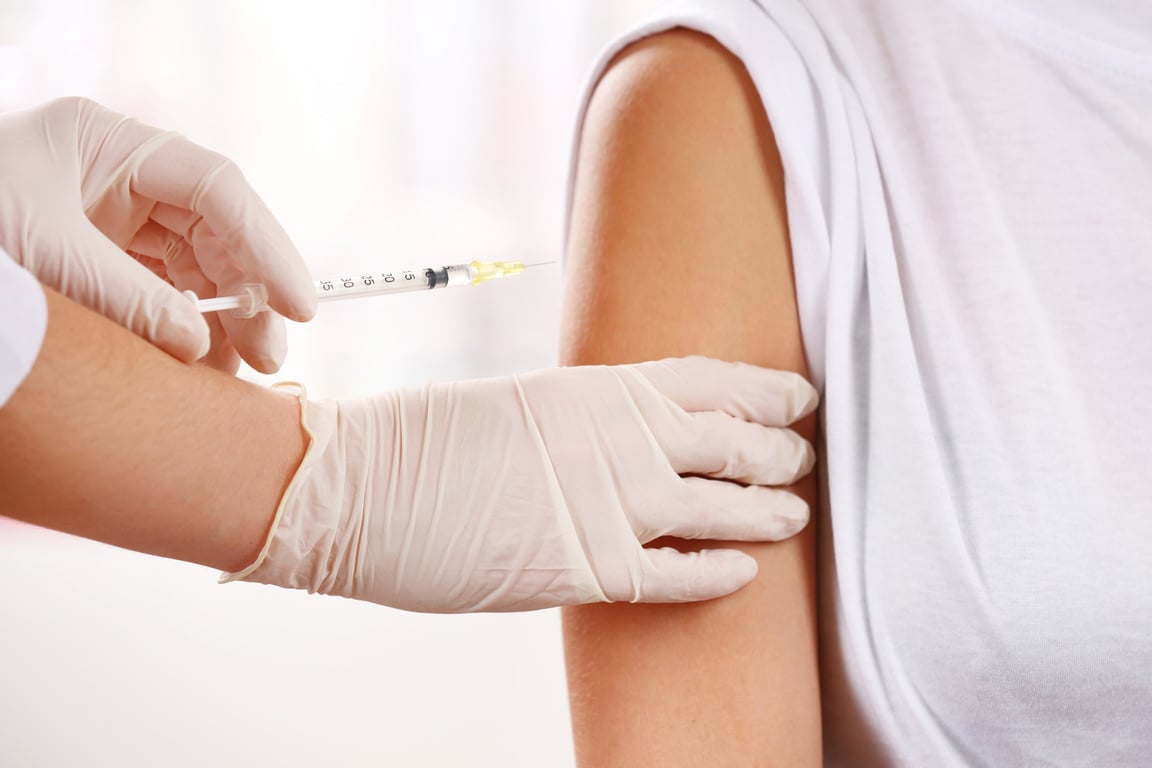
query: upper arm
[{"left": 560, "top": 30, "right": 821, "bottom": 766}]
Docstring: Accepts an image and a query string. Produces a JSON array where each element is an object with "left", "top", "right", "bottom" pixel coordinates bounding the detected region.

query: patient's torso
[
  {"left": 623, "top": 0, "right": 1152, "bottom": 761},
  {"left": 802, "top": 0, "right": 1152, "bottom": 763}
]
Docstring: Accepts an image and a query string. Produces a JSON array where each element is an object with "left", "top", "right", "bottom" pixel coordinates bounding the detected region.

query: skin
[
  {"left": 0, "top": 286, "right": 306, "bottom": 573},
  {"left": 560, "top": 30, "right": 822, "bottom": 766}
]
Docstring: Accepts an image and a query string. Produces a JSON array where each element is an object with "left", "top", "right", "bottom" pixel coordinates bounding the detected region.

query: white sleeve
[{"left": 0, "top": 247, "right": 47, "bottom": 408}]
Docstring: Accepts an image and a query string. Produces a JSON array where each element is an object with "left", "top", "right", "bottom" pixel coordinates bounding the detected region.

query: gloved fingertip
[
  {"left": 193, "top": 332, "right": 212, "bottom": 362},
  {"left": 792, "top": 375, "right": 821, "bottom": 421},
  {"left": 713, "top": 549, "right": 759, "bottom": 584},
  {"left": 246, "top": 340, "right": 286, "bottom": 374},
  {"left": 220, "top": 307, "right": 289, "bottom": 374},
  {"left": 686, "top": 550, "right": 760, "bottom": 600},
  {"left": 775, "top": 498, "right": 811, "bottom": 539},
  {"left": 798, "top": 438, "right": 817, "bottom": 477},
  {"left": 266, "top": 268, "right": 318, "bottom": 323},
  {"left": 289, "top": 291, "right": 318, "bottom": 323},
  {"left": 266, "top": 293, "right": 315, "bottom": 324},
  {"left": 249, "top": 355, "right": 284, "bottom": 375},
  {"left": 150, "top": 300, "right": 210, "bottom": 363}
]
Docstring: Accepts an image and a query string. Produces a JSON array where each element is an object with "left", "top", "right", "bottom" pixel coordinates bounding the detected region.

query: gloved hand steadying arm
[
  {"left": 224, "top": 356, "right": 818, "bottom": 612},
  {"left": 0, "top": 96, "right": 315, "bottom": 373}
]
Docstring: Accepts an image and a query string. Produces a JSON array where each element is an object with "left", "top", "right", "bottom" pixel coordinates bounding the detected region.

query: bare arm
[
  {"left": 561, "top": 30, "right": 821, "bottom": 765},
  {"left": 0, "top": 286, "right": 306, "bottom": 572}
]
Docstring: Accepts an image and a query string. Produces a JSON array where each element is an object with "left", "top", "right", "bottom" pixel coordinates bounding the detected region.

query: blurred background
[{"left": 0, "top": 1, "right": 660, "bottom": 765}]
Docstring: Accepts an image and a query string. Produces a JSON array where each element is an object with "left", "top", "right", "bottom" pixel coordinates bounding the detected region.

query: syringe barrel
[
  {"left": 315, "top": 270, "right": 432, "bottom": 302},
  {"left": 196, "top": 261, "right": 533, "bottom": 315},
  {"left": 315, "top": 265, "right": 476, "bottom": 302},
  {"left": 440, "top": 264, "right": 476, "bottom": 288}
]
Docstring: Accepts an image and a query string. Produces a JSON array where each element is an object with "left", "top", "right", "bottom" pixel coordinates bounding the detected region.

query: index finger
[
  {"left": 629, "top": 356, "right": 819, "bottom": 425},
  {"left": 131, "top": 134, "right": 317, "bottom": 321}
]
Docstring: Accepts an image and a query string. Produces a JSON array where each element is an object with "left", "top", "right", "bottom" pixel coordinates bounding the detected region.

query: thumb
[
  {"left": 631, "top": 547, "right": 759, "bottom": 603},
  {"left": 54, "top": 220, "right": 211, "bottom": 362}
]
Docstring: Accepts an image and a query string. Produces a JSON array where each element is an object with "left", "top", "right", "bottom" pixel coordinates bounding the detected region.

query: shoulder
[
  {"left": 564, "top": 28, "right": 795, "bottom": 368},
  {"left": 598, "top": 28, "right": 751, "bottom": 100},
  {"left": 581, "top": 28, "right": 771, "bottom": 169}
]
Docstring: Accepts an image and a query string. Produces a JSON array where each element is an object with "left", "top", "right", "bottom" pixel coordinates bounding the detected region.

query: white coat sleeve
[{"left": 0, "top": 246, "right": 47, "bottom": 407}]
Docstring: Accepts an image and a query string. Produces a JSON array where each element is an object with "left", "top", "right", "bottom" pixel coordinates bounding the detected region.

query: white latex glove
[
  {"left": 0, "top": 97, "right": 316, "bottom": 373},
  {"left": 224, "top": 357, "right": 818, "bottom": 612}
]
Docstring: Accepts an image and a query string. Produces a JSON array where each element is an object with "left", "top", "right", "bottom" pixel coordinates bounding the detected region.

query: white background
[{"left": 0, "top": 2, "right": 659, "bottom": 765}]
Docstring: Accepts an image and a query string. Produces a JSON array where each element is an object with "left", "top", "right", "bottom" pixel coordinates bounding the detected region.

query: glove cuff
[{"left": 217, "top": 382, "right": 337, "bottom": 585}]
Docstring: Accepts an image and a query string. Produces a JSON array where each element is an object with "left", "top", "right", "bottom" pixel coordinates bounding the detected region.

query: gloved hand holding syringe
[
  {"left": 0, "top": 96, "right": 820, "bottom": 616},
  {"left": 192, "top": 259, "right": 545, "bottom": 318}
]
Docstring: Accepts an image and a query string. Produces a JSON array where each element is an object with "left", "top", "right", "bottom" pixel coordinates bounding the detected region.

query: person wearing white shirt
[{"left": 559, "top": 0, "right": 1152, "bottom": 765}]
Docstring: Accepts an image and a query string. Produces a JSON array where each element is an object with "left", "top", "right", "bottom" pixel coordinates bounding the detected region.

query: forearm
[{"left": 0, "top": 286, "right": 306, "bottom": 572}]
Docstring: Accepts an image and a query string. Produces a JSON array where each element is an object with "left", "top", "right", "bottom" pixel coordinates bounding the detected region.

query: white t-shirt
[
  {"left": 0, "top": 247, "right": 47, "bottom": 407},
  {"left": 577, "top": 1, "right": 1152, "bottom": 764}
]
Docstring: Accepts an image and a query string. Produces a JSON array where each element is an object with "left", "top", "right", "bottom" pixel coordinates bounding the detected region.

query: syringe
[{"left": 195, "top": 259, "right": 539, "bottom": 318}]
